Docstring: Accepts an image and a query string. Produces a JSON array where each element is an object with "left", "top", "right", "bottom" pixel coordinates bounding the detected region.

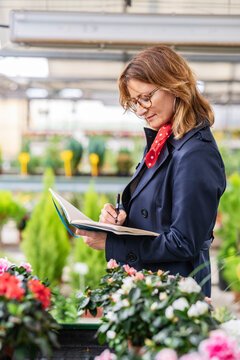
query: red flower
[
  {"left": 28, "top": 279, "right": 51, "bottom": 310},
  {"left": 0, "top": 273, "right": 25, "bottom": 301}
]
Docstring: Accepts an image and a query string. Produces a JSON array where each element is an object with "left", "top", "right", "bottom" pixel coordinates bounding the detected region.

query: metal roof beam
[
  {"left": 10, "top": 11, "right": 240, "bottom": 49},
  {"left": 1, "top": 49, "right": 240, "bottom": 63}
]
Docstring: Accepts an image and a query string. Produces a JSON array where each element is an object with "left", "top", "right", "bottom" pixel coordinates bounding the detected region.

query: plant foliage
[
  {"left": 71, "top": 182, "right": 107, "bottom": 290},
  {"left": 21, "top": 168, "right": 70, "bottom": 285},
  {"left": 77, "top": 261, "right": 219, "bottom": 358},
  {"left": 0, "top": 258, "right": 59, "bottom": 360}
]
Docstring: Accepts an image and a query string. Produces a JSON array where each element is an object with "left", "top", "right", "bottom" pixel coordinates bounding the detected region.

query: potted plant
[
  {"left": 77, "top": 260, "right": 220, "bottom": 358},
  {"left": 0, "top": 191, "right": 26, "bottom": 248},
  {"left": 0, "top": 257, "right": 59, "bottom": 359},
  {"left": 43, "top": 136, "right": 64, "bottom": 175},
  {"left": 65, "top": 137, "right": 83, "bottom": 175},
  {"left": 88, "top": 136, "right": 106, "bottom": 173},
  {"left": 116, "top": 149, "right": 133, "bottom": 176}
]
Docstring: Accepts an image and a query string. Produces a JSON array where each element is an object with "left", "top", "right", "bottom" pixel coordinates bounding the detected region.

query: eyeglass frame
[{"left": 125, "top": 87, "right": 160, "bottom": 112}]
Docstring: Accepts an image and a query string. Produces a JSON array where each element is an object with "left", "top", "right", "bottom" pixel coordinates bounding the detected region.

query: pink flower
[
  {"left": 20, "top": 262, "right": 33, "bottom": 273},
  {"left": 155, "top": 348, "right": 178, "bottom": 360},
  {"left": 133, "top": 272, "right": 144, "bottom": 281},
  {"left": 0, "top": 257, "right": 12, "bottom": 274},
  {"left": 107, "top": 259, "right": 119, "bottom": 269},
  {"left": 199, "top": 330, "right": 239, "bottom": 360},
  {"left": 123, "top": 264, "right": 137, "bottom": 276},
  {"left": 179, "top": 353, "right": 204, "bottom": 360},
  {"left": 95, "top": 349, "right": 116, "bottom": 360}
]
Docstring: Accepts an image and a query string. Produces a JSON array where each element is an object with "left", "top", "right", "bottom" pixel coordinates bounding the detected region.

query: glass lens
[{"left": 138, "top": 96, "right": 151, "bottom": 108}]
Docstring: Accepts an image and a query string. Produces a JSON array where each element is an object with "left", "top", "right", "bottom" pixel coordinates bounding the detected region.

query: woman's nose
[{"left": 136, "top": 103, "right": 148, "bottom": 117}]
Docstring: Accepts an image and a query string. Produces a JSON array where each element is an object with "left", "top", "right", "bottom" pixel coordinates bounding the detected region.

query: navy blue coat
[{"left": 105, "top": 124, "right": 226, "bottom": 296}]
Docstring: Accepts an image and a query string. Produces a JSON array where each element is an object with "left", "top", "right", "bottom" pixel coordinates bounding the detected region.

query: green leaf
[
  {"left": 129, "top": 287, "right": 141, "bottom": 303},
  {"left": 98, "top": 332, "right": 106, "bottom": 345},
  {"left": 78, "top": 296, "right": 90, "bottom": 309},
  {"left": 89, "top": 308, "right": 97, "bottom": 317}
]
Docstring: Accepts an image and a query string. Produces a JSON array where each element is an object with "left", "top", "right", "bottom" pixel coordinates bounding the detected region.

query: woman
[{"left": 76, "top": 46, "right": 226, "bottom": 297}]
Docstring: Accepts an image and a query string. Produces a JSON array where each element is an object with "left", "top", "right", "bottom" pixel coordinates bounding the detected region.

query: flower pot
[{"left": 82, "top": 307, "right": 103, "bottom": 318}]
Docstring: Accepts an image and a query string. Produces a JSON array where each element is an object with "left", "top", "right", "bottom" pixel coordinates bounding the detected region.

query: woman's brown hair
[{"left": 118, "top": 46, "right": 214, "bottom": 139}]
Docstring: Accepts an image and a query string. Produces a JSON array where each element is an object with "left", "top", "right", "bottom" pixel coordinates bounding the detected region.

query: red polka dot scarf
[{"left": 145, "top": 122, "right": 172, "bottom": 168}]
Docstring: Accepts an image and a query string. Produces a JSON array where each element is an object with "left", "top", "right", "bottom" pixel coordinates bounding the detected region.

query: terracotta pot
[{"left": 82, "top": 307, "right": 103, "bottom": 318}]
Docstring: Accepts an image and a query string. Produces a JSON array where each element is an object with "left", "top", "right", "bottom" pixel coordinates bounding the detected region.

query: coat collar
[
  {"left": 144, "top": 123, "right": 210, "bottom": 151},
  {"left": 128, "top": 123, "right": 210, "bottom": 202}
]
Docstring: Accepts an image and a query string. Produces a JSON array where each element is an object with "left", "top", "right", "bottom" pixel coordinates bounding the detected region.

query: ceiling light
[
  {"left": 26, "top": 88, "right": 48, "bottom": 98},
  {"left": 0, "top": 57, "right": 49, "bottom": 77},
  {"left": 59, "top": 88, "right": 83, "bottom": 99}
]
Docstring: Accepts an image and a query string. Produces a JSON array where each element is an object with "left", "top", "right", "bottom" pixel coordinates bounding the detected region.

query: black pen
[{"left": 115, "top": 193, "right": 120, "bottom": 223}]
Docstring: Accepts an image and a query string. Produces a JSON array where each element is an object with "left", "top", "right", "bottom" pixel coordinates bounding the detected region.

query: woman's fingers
[
  {"left": 75, "top": 229, "right": 106, "bottom": 250},
  {"left": 99, "top": 203, "right": 118, "bottom": 223},
  {"left": 116, "top": 210, "right": 127, "bottom": 225}
]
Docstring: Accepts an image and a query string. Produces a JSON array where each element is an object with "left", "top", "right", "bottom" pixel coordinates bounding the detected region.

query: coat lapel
[{"left": 130, "top": 141, "right": 170, "bottom": 202}]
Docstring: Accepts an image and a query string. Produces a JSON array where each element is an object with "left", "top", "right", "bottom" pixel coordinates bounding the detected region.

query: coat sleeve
[{"left": 105, "top": 143, "right": 226, "bottom": 264}]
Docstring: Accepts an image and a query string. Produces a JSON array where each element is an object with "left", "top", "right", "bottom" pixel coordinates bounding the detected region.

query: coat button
[
  {"left": 126, "top": 252, "right": 137, "bottom": 262},
  {"left": 141, "top": 209, "right": 148, "bottom": 218}
]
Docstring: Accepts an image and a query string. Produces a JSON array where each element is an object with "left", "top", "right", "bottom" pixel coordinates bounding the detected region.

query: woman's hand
[
  {"left": 75, "top": 229, "right": 106, "bottom": 250},
  {"left": 99, "top": 203, "right": 127, "bottom": 225}
]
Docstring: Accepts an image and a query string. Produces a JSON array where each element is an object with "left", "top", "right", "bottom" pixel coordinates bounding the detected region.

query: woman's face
[{"left": 127, "top": 79, "right": 175, "bottom": 131}]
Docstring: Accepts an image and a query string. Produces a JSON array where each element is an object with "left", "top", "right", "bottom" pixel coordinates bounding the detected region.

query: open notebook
[{"left": 49, "top": 188, "right": 159, "bottom": 237}]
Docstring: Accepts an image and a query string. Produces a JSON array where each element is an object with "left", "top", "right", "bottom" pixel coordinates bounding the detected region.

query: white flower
[
  {"left": 150, "top": 302, "right": 158, "bottom": 311},
  {"left": 107, "top": 330, "right": 117, "bottom": 339},
  {"left": 121, "top": 277, "right": 134, "bottom": 294},
  {"left": 159, "top": 292, "right": 168, "bottom": 301},
  {"left": 165, "top": 306, "right": 174, "bottom": 319},
  {"left": 152, "top": 289, "right": 158, "bottom": 295},
  {"left": 105, "top": 311, "right": 117, "bottom": 323},
  {"left": 122, "top": 299, "right": 130, "bottom": 307},
  {"left": 220, "top": 319, "right": 240, "bottom": 342},
  {"left": 187, "top": 301, "right": 209, "bottom": 318},
  {"left": 172, "top": 297, "right": 189, "bottom": 311},
  {"left": 146, "top": 276, "right": 152, "bottom": 286},
  {"left": 178, "top": 278, "right": 201, "bottom": 294},
  {"left": 111, "top": 291, "right": 122, "bottom": 303}
]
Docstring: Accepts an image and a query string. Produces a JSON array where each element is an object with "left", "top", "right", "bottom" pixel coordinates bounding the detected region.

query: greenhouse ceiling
[{"left": 0, "top": 0, "right": 240, "bottom": 105}]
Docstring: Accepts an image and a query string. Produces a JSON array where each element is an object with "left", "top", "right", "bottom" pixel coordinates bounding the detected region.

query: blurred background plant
[
  {"left": 43, "top": 136, "right": 64, "bottom": 175},
  {"left": 88, "top": 136, "right": 106, "bottom": 172},
  {"left": 71, "top": 181, "right": 108, "bottom": 290},
  {"left": 219, "top": 147, "right": 240, "bottom": 177},
  {"left": 216, "top": 173, "right": 240, "bottom": 296},
  {"left": 116, "top": 149, "right": 133, "bottom": 176},
  {"left": 0, "top": 191, "right": 26, "bottom": 248},
  {"left": 0, "top": 146, "right": 2, "bottom": 174},
  {"left": 65, "top": 137, "right": 83, "bottom": 175},
  {"left": 51, "top": 287, "right": 79, "bottom": 323},
  {"left": 21, "top": 168, "right": 70, "bottom": 285}
]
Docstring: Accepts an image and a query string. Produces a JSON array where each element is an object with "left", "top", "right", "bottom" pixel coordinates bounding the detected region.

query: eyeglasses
[{"left": 125, "top": 88, "right": 160, "bottom": 113}]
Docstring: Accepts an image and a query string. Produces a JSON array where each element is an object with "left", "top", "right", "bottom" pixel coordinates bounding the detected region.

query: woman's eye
[{"left": 140, "top": 96, "right": 150, "bottom": 103}]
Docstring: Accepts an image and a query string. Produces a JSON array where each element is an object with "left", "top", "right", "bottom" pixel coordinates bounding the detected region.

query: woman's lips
[{"left": 146, "top": 114, "right": 156, "bottom": 121}]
